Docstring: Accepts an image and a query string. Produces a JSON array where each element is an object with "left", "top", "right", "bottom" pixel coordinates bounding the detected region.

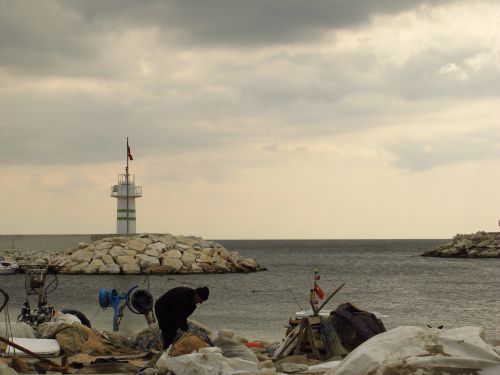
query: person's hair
[{"left": 195, "top": 286, "right": 209, "bottom": 301}]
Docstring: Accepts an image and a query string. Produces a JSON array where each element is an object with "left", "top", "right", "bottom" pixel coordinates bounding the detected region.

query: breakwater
[
  {"left": 0, "top": 234, "right": 114, "bottom": 252},
  {"left": 421, "top": 231, "right": 500, "bottom": 258},
  {"left": 1, "top": 233, "right": 264, "bottom": 274}
]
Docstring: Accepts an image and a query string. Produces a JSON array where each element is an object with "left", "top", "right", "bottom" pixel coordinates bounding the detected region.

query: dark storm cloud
[
  {"left": 65, "top": 0, "right": 449, "bottom": 45},
  {"left": 0, "top": 1, "right": 105, "bottom": 75},
  {"left": 0, "top": 0, "right": 458, "bottom": 75}
]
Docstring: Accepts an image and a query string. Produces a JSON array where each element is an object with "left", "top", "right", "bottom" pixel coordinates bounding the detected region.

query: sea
[{"left": 1, "top": 239, "right": 499, "bottom": 342}]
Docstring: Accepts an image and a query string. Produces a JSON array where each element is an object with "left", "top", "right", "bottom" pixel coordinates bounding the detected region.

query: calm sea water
[{"left": 1, "top": 240, "right": 499, "bottom": 342}]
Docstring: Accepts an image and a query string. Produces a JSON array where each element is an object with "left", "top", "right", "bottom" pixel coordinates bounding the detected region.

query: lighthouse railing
[
  {"left": 110, "top": 185, "right": 142, "bottom": 197},
  {"left": 118, "top": 174, "right": 135, "bottom": 184}
]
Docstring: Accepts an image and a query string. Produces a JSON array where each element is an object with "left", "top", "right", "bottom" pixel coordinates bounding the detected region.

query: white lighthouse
[{"left": 110, "top": 138, "right": 142, "bottom": 235}]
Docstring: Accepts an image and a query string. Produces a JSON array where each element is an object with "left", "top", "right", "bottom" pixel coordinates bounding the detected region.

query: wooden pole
[
  {"left": 0, "top": 336, "right": 67, "bottom": 371},
  {"left": 317, "top": 283, "right": 345, "bottom": 312},
  {"left": 276, "top": 329, "right": 300, "bottom": 358},
  {"left": 126, "top": 137, "right": 129, "bottom": 235},
  {"left": 309, "top": 289, "right": 319, "bottom": 316}
]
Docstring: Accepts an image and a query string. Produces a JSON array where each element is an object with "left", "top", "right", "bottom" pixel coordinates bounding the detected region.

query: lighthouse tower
[{"left": 110, "top": 139, "right": 142, "bottom": 235}]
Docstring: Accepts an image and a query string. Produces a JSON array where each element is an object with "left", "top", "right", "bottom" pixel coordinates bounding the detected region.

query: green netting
[{"left": 319, "top": 316, "right": 348, "bottom": 358}]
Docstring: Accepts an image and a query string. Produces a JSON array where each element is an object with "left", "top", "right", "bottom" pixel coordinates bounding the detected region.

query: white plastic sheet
[
  {"left": 0, "top": 321, "right": 35, "bottom": 338},
  {"left": 301, "top": 360, "right": 341, "bottom": 374},
  {"left": 6, "top": 337, "right": 61, "bottom": 357},
  {"left": 213, "top": 330, "right": 259, "bottom": 363},
  {"left": 156, "top": 347, "right": 259, "bottom": 375},
  {"left": 327, "top": 326, "right": 500, "bottom": 375}
]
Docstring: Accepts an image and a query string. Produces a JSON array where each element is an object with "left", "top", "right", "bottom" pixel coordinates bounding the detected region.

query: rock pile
[
  {"left": 422, "top": 231, "right": 500, "bottom": 258},
  {"left": 4, "top": 233, "right": 265, "bottom": 274}
]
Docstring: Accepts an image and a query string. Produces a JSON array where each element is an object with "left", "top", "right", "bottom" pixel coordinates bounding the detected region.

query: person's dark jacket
[{"left": 155, "top": 287, "right": 197, "bottom": 331}]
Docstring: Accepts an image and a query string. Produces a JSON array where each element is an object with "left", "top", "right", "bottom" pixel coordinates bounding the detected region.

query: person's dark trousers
[{"left": 155, "top": 303, "right": 179, "bottom": 349}]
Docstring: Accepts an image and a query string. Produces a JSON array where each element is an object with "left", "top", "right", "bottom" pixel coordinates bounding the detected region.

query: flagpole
[{"left": 126, "top": 137, "right": 129, "bottom": 235}]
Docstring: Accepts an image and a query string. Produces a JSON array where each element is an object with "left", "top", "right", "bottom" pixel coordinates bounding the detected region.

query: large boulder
[
  {"left": 99, "top": 263, "right": 121, "bottom": 274},
  {"left": 162, "top": 257, "right": 184, "bottom": 272},
  {"left": 182, "top": 252, "right": 197, "bottom": 266},
  {"left": 144, "top": 248, "right": 161, "bottom": 258},
  {"left": 127, "top": 239, "right": 148, "bottom": 253},
  {"left": 148, "top": 242, "right": 167, "bottom": 253},
  {"left": 71, "top": 250, "right": 93, "bottom": 263},
  {"left": 121, "top": 263, "right": 141, "bottom": 274},
  {"left": 109, "top": 247, "right": 126, "bottom": 258},
  {"left": 84, "top": 259, "right": 103, "bottom": 273},
  {"left": 96, "top": 242, "right": 112, "bottom": 251},
  {"left": 164, "top": 250, "right": 182, "bottom": 259},
  {"left": 100, "top": 254, "right": 115, "bottom": 265},
  {"left": 139, "top": 255, "right": 160, "bottom": 268},
  {"left": 69, "top": 262, "right": 89, "bottom": 273},
  {"left": 115, "top": 255, "right": 136, "bottom": 266}
]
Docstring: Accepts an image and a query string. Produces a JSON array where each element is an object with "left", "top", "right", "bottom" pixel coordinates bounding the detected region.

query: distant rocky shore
[
  {"left": 422, "top": 231, "right": 500, "bottom": 258},
  {"left": 2, "top": 233, "right": 265, "bottom": 274}
]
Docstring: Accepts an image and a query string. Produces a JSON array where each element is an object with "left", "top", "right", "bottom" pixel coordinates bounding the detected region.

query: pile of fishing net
[{"left": 37, "top": 320, "right": 135, "bottom": 356}]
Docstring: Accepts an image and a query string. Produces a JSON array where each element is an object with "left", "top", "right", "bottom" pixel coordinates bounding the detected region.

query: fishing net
[{"left": 319, "top": 316, "right": 348, "bottom": 358}]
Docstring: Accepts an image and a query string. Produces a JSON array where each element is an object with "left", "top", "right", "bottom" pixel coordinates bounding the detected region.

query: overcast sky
[{"left": 1, "top": 0, "right": 499, "bottom": 238}]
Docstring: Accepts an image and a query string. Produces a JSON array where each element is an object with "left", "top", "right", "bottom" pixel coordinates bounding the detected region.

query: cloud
[
  {"left": 436, "top": 63, "right": 468, "bottom": 81},
  {"left": 65, "top": 0, "right": 457, "bottom": 45},
  {"left": 0, "top": 0, "right": 499, "bottom": 170},
  {"left": 386, "top": 129, "right": 500, "bottom": 171},
  {"left": 0, "top": 1, "right": 106, "bottom": 76},
  {"left": 0, "top": 0, "right": 460, "bottom": 76}
]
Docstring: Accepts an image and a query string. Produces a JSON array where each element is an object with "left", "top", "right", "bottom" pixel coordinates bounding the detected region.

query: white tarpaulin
[
  {"left": 0, "top": 321, "right": 35, "bottom": 338},
  {"left": 5, "top": 337, "right": 61, "bottom": 357},
  {"left": 301, "top": 360, "right": 342, "bottom": 374},
  {"left": 327, "top": 326, "right": 500, "bottom": 375},
  {"left": 156, "top": 347, "right": 259, "bottom": 375}
]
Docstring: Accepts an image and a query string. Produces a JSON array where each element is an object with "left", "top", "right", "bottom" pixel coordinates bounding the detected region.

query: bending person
[{"left": 154, "top": 286, "right": 209, "bottom": 350}]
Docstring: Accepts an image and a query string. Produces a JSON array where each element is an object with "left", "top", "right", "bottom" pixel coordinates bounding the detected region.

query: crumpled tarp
[
  {"left": 0, "top": 321, "right": 35, "bottom": 338},
  {"left": 213, "top": 330, "right": 259, "bottom": 363},
  {"left": 326, "top": 326, "right": 500, "bottom": 375},
  {"left": 156, "top": 347, "right": 259, "bottom": 375},
  {"left": 301, "top": 360, "right": 342, "bottom": 374},
  {"left": 331, "top": 302, "right": 386, "bottom": 352}
]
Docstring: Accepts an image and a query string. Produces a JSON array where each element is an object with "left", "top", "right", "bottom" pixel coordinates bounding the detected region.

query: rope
[
  {"left": 288, "top": 287, "right": 303, "bottom": 311},
  {"left": 3, "top": 303, "right": 15, "bottom": 355},
  {"left": 157, "top": 276, "right": 290, "bottom": 294},
  {"left": 142, "top": 273, "right": 151, "bottom": 292},
  {"left": 89, "top": 306, "right": 101, "bottom": 323}
]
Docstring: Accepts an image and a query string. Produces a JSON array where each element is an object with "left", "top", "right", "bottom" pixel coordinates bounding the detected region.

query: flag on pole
[
  {"left": 314, "top": 284, "right": 325, "bottom": 300},
  {"left": 127, "top": 145, "right": 133, "bottom": 160}
]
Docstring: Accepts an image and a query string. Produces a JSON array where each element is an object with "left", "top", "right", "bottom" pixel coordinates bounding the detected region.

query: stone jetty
[
  {"left": 422, "top": 231, "right": 500, "bottom": 258},
  {"left": 3, "top": 233, "right": 265, "bottom": 274}
]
